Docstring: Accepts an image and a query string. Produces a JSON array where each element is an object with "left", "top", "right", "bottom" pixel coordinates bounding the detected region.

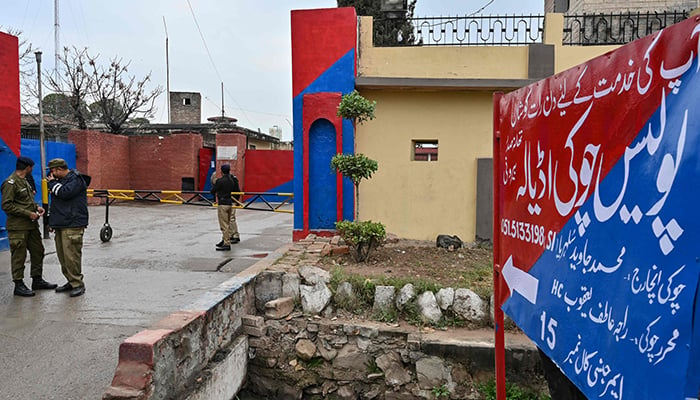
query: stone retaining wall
[
  {"left": 243, "top": 315, "right": 543, "bottom": 399},
  {"left": 101, "top": 238, "right": 541, "bottom": 400}
]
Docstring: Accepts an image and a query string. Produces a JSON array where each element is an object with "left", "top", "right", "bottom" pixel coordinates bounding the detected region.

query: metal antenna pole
[
  {"left": 36, "top": 51, "right": 49, "bottom": 239},
  {"left": 163, "top": 17, "right": 170, "bottom": 123},
  {"left": 221, "top": 82, "right": 225, "bottom": 118},
  {"left": 54, "top": 0, "right": 60, "bottom": 81}
]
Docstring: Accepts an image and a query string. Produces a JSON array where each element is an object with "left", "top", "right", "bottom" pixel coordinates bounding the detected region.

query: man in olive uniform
[
  {"left": 46, "top": 158, "right": 90, "bottom": 297},
  {"left": 1, "top": 156, "right": 57, "bottom": 297}
]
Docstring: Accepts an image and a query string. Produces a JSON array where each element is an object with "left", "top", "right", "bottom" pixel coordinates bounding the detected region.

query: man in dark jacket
[
  {"left": 210, "top": 164, "right": 241, "bottom": 251},
  {"left": 1, "top": 156, "right": 57, "bottom": 296},
  {"left": 46, "top": 158, "right": 90, "bottom": 297}
]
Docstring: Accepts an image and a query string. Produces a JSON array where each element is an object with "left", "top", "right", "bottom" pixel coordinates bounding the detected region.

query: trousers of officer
[
  {"left": 54, "top": 227, "right": 85, "bottom": 288},
  {"left": 8, "top": 228, "right": 45, "bottom": 281},
  {"left": 217, "top": 205, "right": 239, "bottom": 245}
]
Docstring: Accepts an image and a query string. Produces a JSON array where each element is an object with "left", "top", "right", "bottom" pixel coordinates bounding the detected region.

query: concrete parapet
[{"left": 101, "top": 245, "right": 291, "bottom": 400}]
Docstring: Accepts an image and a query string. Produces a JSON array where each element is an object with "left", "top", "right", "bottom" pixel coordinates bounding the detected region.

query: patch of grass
[
  {"left": 365, "top": 358, "right": 381, "bottom": 374},
  {"left": 372, "top": 308, "right": 397, "bottom": 322},
  {"left": 432, "top": 384, "right": 450, "bottom": 397},
  {"left": 329, "top": 267, "right": 442, "bottom": 297},
  {"left": 435, "top": 311, "right": 466, "bottom": 329},
  {"left": 459, "top": 263, "right": 493, "bottom": 298},
  {"left": 477, "top": 379, "right": 550, "bottom": 400},
  {"left": 398, "top": 299, "right": 422, "bottom": 326},
  {"left": 304, "top": 357, "right": 324, "bottom": 369}
]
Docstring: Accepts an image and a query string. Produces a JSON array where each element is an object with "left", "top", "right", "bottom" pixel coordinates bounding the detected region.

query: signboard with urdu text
[{"left": 495, "top": 16, "right": 700, "bottom": 400}]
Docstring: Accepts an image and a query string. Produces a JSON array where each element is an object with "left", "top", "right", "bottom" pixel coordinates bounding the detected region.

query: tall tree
[{"left": 337, "top": 0, "right": 418, "bottom": 46}]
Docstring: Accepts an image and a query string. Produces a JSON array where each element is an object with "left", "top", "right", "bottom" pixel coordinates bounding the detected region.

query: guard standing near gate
[
  {"left": 1, "top": 156, "right": 57, "bottom": 296},
  {"left": 210, "top": 164, "right": 241, "bottom": 251}
]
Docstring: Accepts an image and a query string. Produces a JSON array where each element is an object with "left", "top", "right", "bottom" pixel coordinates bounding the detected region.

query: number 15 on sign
[{"left": 540, "top": 311, "right": 558, "bottom": 350}]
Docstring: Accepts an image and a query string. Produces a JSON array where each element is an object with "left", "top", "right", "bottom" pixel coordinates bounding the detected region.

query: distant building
[
  {"left": 169, "top": 91, "right": 202, "bottom": 124},
  {"left": 269, "top": 125, "right": 282, "bottom": 139}
]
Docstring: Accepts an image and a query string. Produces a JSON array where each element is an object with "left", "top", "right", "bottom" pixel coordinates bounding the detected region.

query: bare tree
[
  {"left": 88, "top": 57, "right": 163, "bottom": 133},
  {"left": 45, "top": 46, "right": 93, "bottom": 129}
]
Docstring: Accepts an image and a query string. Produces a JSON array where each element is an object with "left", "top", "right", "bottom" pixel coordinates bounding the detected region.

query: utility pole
[
  {"left": 221, "top": 82, "right": 225, "bottom": 118},
  {"left": 163, "top": 17, "right": 170, "bottom": 123},
  {"left": 35, "top": 51, "right": 49, "bottom": 239},
  {"left": 54, "top": 0, "right": 60, "bottom": 81}
]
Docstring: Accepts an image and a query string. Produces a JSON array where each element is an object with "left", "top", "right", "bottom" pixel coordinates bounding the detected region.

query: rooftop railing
[
  {"left": 373, "top": 15, "right": 544, "bottom": 47},
  {"left": 373, "top": 10, "right": 690, "bottom": 47},
  {"left": 562, "top": 10, "right": 688, "bottom": 45}
]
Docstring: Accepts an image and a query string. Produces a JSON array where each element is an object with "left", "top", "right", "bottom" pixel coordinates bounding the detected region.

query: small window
[
  {"left": 413, "top": 140, "right": 438, "bottom": 161},
  {"left": 183, "top": 98, "right": 191, "bottom": 105},
  {"left": 249, "top": 144, "right": 256, "bottom": 150}
]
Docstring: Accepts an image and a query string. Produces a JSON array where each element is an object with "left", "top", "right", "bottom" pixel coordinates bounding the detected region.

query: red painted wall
[
  {"left": 70, "top": 130, "right": 131, "bottom": 190},
  {"left": 244, "top": 150, "right": 293, "bottom": 193},
  {"left": 0, "top": 32, "right": 20, "bottom": 156},
  {"left": 70, "top": 130, "right": 202, "bottom": 191},
  {"left": 198, "top": 148, "right": 214, "bottom": 190},
  {"left": 130, "top": 133, "right": 202, "bottom": 190},
  {"left": 291, "top": 7, "right": 356, "bottom": 97}
]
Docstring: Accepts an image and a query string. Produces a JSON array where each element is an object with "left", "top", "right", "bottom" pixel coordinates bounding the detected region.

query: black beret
[{"left": 16, "top": 156, "right": 35, "bottom": 170}]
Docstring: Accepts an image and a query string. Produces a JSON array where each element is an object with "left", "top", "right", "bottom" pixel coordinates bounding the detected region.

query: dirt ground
[{"left": 318, "top": 238, "right": 494, "bottom": 297}]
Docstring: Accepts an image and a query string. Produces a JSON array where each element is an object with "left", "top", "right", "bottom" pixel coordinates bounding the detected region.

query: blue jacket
[{"left": 47, "top": 170, "right": 91, "bottom": 229}]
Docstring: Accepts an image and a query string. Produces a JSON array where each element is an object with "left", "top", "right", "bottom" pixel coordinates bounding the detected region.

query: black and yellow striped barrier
[{"left": 87, "top": 189, "right": 293, "bottom": 242}]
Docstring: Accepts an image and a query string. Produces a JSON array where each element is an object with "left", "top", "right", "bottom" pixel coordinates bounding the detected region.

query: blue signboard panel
[{"left": 496, "top": 18, "right": 700, "bottom": 399}]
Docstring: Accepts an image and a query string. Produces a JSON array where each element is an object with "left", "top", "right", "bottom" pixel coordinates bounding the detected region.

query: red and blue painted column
[
  {"left": 0, "top": 32, "right": 21, "bottom": 251},
  {"left": 291, "top": 7, "right": 357, "bottom": 241}
]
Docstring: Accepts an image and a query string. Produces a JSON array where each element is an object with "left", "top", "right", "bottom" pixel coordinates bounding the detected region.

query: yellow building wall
[
  {"left": 354, "top": 14, "right": 624, "bottom": 242},
  {"left": 356, "top": 90, "right": 493, "bottom": 241},
  {"left": 358, "top": 17, "right": 530, "bottom": 79},
  {"left": 248, "top": 138, "right": 274, "bottom": 149}
]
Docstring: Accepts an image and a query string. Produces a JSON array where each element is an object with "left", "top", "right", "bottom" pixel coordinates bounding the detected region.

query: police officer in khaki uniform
[
  {"left": 1, "top": 156, "right": 57, "bottom": 297},
  {"left": 46, "top": 158, "right": 91, "bottom": 297},
  {"left": 210, "top": 164, "right": 241, "bottom": 251}
]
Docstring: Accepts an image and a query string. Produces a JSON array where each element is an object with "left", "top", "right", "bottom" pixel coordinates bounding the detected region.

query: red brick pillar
[{"left": 214, "top": 131, "right": 247, "bottom": 187}]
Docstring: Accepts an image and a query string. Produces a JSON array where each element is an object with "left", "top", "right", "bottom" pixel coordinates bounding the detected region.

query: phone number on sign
[{"left": 500, "top": 218, "right": 546, "bottom": 246}]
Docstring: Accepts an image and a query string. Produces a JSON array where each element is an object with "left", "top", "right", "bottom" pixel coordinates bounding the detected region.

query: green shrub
[
  {"left": 335, "top": 220, "right": 386, "bottom": 262},
  {"left": 336, "top": 89, "right": 376, "bottom": 125}
]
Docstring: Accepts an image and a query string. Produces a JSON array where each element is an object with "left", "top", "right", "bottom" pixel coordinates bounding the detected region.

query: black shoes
[
  {"left": 55, "top": 283, "right": 73, "bottom": 293},
  {"left": 13, "top": 281, "right": 35, "bottom": 297},
  {"left": 32, "top": 277, "right": 58, "bottom": 290},
  {"left": 216, "top": 238, "right": 239, "bottom": 248},
  {"left": 216, "top": 244, "right": 231, "bottom": 251},
  {"left": 55, "top": 282, "right": 85, "bottom": 297}
]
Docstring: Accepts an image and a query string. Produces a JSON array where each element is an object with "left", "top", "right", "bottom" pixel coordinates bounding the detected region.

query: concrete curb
[{"left": 102, "top": 243, "right": 292, "bottom": 400}]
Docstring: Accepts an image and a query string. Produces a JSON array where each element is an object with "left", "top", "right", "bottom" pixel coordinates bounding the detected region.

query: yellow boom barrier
[{"left": 87, "top": 189, "right": 293, "bottom": 242}]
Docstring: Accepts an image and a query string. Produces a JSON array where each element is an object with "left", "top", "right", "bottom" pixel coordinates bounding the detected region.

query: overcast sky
[{"left": 3, "top": 1, "right": 542, "bottom": 141}]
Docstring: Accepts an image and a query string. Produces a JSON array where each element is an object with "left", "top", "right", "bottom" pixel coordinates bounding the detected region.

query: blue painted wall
[
  {"left": 308, "top": 119, "right": 338, "bottom": 229},
  {"left": 0, "top": 139, "right": 76, "bottom": 251},
  {"left": 293, "top": 49, "right": 356, "bottom": 230}
]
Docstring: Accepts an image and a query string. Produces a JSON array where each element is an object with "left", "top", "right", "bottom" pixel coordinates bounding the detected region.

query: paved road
[{"left": 0, "top": 202, "right": 293, "bottom": 400}]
